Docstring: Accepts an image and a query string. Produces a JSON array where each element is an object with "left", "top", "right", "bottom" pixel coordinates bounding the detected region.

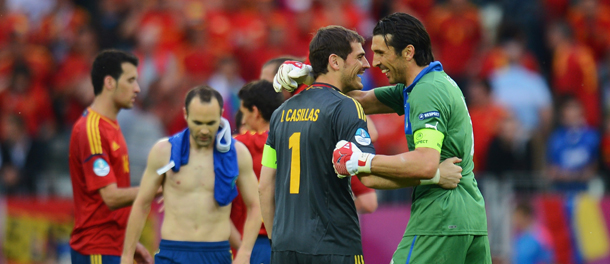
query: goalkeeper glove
[
  {"left": 273, "top": 61, "right": 314, "bottom": 93},
  {"left": 332, "top": 140, "right": 374, "bottom": 178}
]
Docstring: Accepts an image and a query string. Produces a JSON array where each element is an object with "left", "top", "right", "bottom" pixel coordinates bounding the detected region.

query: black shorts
[{"left": 271, "top": 251, "right": 365, "bottom": 264}]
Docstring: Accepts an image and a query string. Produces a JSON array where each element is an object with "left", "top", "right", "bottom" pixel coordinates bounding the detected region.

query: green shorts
[{"left": 391, "top": 235, "right": 491, "bottom": 264}]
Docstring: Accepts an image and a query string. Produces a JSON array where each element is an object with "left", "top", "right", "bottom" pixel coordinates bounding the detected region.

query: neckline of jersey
[
  {"left": 87, "top": 107, "right": 120, "bottom": 129},
  {"left": 310, "top": 82, "right": 341, "bottom": 92}
]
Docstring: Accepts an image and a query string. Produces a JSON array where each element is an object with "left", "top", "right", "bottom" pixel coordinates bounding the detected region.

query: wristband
[
  {"left": 358, "top": 153, "right": 375, "bottom": 174},
  {"left": 420, "top": 168, "right": 440, "bottom": 185}
]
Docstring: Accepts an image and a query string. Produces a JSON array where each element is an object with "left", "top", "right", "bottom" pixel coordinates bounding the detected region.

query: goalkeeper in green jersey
[{"left": 275, "top": 12, "right": 491, "bottom": 264}]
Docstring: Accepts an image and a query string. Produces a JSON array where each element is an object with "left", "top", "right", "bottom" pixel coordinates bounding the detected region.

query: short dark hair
[
  {"left": 238, "top": 80, "right": 283, "bottom": 122},
  {"left": 184, "top": 85, "right": 224, "bottom": 115},
  {"left": 309, "top": 25, "right": 365, "bottom": 79},
  {"left": 91, "top": 49, "right": 139, "bottom": 96},
  {"left": 373, "top": 13, "right": 434, "bottom": 66},
  {"left": 234, "top": 110, "right": 244, "bottom": 132}
]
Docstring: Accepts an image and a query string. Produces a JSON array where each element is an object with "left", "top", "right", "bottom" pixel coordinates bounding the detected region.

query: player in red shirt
[
  {"left": 69, "top": 50, "right": 153, "bottom": 264},
  {"left": 231, "top": 80, "right": 284, "bottom": 264}
]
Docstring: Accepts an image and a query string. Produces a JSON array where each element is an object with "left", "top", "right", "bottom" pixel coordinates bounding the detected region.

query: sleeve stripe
[
  {"left": 350, "top": 98, "right": 366, "bottom": 121},
  {"left": 87, "top": 112, "right": 103, "bottom": 154},
  {"left": 93, "top": 114, "right": 102, "bottom": 154}
]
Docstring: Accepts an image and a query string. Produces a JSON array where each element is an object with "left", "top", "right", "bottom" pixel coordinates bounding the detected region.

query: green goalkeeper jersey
[{"left": 374, "top": 62, "right": 487, "bottom": 236}]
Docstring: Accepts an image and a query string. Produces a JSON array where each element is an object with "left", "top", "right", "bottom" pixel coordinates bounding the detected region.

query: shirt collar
[{"left": 404, "top": 61, "right": 443, "bottom": 93}]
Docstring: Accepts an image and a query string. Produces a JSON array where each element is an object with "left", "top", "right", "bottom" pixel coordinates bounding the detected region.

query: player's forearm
[
  {"left": 239, "top": 204, "right": 262, "bottom": 254},
  {"left": 359, "top": 174, "right": 420, "bottom": 189},
  {"left": 121, "top": 200, "right": 151, "bottom": 261},
  {"left": 229, "top": 221, "right": 242, "bottom": 250},
  {"left": 354, "top": 192, "right": 378, "bottom": 214},
  {"left": 371, "top": 152, "right": 438, "bottom": 180},
  {"left": 259, "top": 185, "right": 275, "bottom": 239},
  {"left": 103, "top": 186, "right": 140, "bottom": 210}
]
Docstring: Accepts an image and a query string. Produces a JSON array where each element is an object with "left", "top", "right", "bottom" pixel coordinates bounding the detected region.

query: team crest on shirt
[
  {"left": 354, "top": 128, "right": 371, "bottom": 146},
  {"left": 93, "top": 158, "right": 110, "bottom": 177}
]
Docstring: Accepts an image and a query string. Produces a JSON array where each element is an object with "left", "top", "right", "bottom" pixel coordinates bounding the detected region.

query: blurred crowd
[
  {"left": 0, "top": 0, "right": 609, "bottom": 197},
  {"left": 2, "top": 0, "right": 610, "bottom": 262},
  {"left": 0, "top": 0, "right": 608, "bottom": 196}
]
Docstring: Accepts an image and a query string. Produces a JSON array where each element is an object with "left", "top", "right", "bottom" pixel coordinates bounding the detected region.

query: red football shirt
[
  {"left": 68, "top": 108, "right": 131, "bottom": 256},
  {"left": 351, "top": 176, "right": 375, "bottom": 197},
  {"left": 231, "top": 131, "right": 268, "bottom": 238}
]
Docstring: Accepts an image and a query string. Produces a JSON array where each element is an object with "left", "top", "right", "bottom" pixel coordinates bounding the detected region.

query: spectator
[
  {"left": 0, "top": 61, "right": 56, "bottom": 139},
  {"left": 567, "top": 0, "right": 610, "bottom": 62},
  {"left": 0, "top": 114, "right": 47, "bottom": 195},
  {"left": 548, "top": 21, "right": 600, "bottom": 127},
  {"left": 512, "top": 202, "right": 554, "bottom": 264},
  {"left": 208, "top": 56, "right": 245, "bottom": 129},
  {"left": 600, "top": 115, "right": 610, "bottom": 191},
  {"left": 133, "top": 22, "right": 180, "bottom": 100},
  {"left": 486, "top": 111, "right": 533, "bottom": 178},
  {"left": 426, "top": 0, "right": 482, "bottom": 91},
  {"left": 599, "top": 51, "right": 610, "bottom": 117},
  {"left": 490, "top": 36, "right": 552, "bottom": 138},
  {"left": 478, "top": 23, "right": 540, "bottom": 80},
  {"left": 546, "top": 96, "right": 600, "bottom": 193},
  {"left": 467, "top": 78, "right": 507, "bottom": 173},
  {"left": 53, "top": 26, "right": 97, "bottom": 127}
]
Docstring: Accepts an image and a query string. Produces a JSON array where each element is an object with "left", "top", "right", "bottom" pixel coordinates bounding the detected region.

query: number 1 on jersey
[{"left": 289, "top": 132, "right": 301, "bottom": 194}]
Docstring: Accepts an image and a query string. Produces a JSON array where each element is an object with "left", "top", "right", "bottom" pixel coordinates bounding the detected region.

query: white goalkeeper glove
[{"left": 273, "top": 61, "right": 314, "bottom": 93}]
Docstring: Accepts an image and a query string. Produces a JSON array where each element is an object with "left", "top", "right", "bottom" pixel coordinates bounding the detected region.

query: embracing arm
[
  {"left": 234, "top": 142, "right": 262, "bottom": 261},
  {"left": 371, "top": 147, "right": 440, "bottom": 180},
  {"left": 347, "top": 90, "right": 396, "bottom": 115},
  {"left": 121, "top": 140, "right": 168, "bottom": 264}
]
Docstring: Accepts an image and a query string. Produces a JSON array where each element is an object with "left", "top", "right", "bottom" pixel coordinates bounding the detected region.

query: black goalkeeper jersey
[{"left": 266, "top": 83, "right": 375, "bottom": 255}]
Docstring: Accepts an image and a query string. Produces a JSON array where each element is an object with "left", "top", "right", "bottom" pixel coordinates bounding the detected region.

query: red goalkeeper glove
[{"left": 332, "top": 140, "right": 374, "bottom": 178}]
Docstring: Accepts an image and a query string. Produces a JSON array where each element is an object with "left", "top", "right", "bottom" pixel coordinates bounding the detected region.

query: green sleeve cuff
[
  {"left": 261, "top": 144, "right": 277, "bottom": 169},
  {"left": 414, "top": 128, "right": 444, "bottom": 153}
]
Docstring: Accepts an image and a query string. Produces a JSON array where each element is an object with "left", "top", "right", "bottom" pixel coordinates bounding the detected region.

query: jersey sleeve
[
  {"left": 76, "top": 120, "right": 118, "bottom": 192},
  {"left": 333, "top": 98, "right": 376, "bottom": 154},
  {"left": 351, "top": 176, "right": 374, "bottom": 196},
  {"left": 409, "top": 81, "right": 450, "bottom": 136},
  {"left": 373, "top": 84, "right": 405, "bottom": 115}
]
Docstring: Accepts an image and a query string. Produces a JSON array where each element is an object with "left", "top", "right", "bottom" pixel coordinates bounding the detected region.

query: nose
[
  {"left": 362, "top": 57, "right": 371, "bottom": 69},
  {"left": 134, "top": 82, "right": 141, "bottom": 94}
]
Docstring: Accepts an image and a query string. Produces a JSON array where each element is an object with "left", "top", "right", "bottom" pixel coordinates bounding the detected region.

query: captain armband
[
  {"left": 413, "top": 128, "right": 445, "bottom": 153},
  {"left": 261, "top": 144, "right": 277, "bottom": 169}
]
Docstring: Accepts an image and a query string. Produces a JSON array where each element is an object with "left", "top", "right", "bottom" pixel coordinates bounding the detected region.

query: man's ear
[
  {"left": 252, "top": 105, "right": 261, "bottom": 119},
  {"left": 183, "top": 107, "right": 188, "bottom": 121},
  {"left": 329, "top": 54, "right": 342, "bottom": 71},
  {"left": 402, "top": 45, "right": 415, "bottom": 61},
  {"left": 103, "top": 76, "right": 116, "bottom": 92}
]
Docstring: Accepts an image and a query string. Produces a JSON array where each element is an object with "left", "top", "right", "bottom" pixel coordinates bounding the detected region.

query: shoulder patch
[
  {"left": 93, "top": 158, "right": 110, "bottom": 176},
  {"left": 354, "top": 128, "right": 371, "bottom": 146},
  {"left": 418, "top": 111, "right": 440, "bottom": 120}
]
